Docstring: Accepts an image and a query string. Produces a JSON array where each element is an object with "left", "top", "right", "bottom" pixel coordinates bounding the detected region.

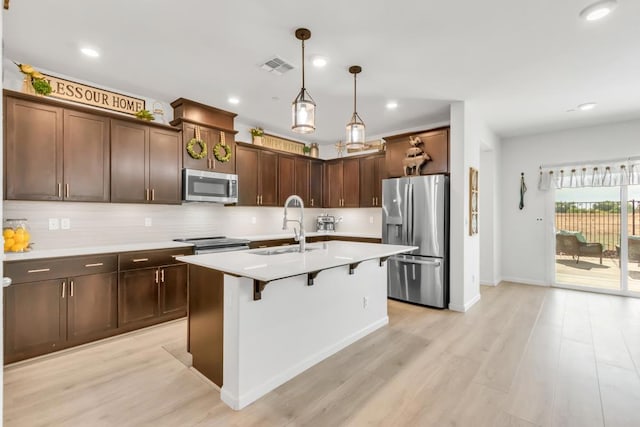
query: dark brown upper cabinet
[
  {"left": 384, "top": 127, "right": 450, "bottom": 178},
  {"left": 5, "top": 96, "right": 109, "bottom": 202},
  {"left": 359, "top": 154, "right": 385, "bottom": 207},
  {"left": 111, "top": 120, "right": 181, "bottom": 204},
  {"left": 324, "top": 158, "right": 360, "bottom": 208},
  {"left": 309, "top": 160, "right": 323, "bottom": 208},
  {"left": 278, "top": 155, "right": 296, "bottom": 205},
  {"left": 236, "top": 145, "right": 278, "bottom": 206}
]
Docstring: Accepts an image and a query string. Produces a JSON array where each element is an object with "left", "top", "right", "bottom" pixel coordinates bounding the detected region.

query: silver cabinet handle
[
  {"left": 161, "top": 269, "right": 165, "bottom": 283},
  {"left": 28, "top": 268, "right": 51, "bottom": 273},
  {"left": 151, "top": 189, "right": 155, "bottom": 201},
  {"left": 85, "top": 263, "right": 104, "bottom": 267},
  {"left": 3, "top": 277, "right": 12, "bottom": 288},
  {"left": 132, "top": 258, "right": 149, "bottom": 263},
  {"left": 155, "top": 269, "right": 159, "bottom": 284},
  {"left": 58, "top": 183, "right": 62, "bottom": 198},
  {"left": 310, "top": 198, "right": 314, "bottom": 207},
  {"left": 65, "top": 183, "right": 70, "bottom": 198},
  {"left": 70, "top": 280, "right": 74, "bottom": 297},
  {"left": 61, "top": 281, "right": 66, "bottom": 299}
]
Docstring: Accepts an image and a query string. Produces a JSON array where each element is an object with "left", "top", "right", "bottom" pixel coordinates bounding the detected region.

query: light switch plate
[
  {"left": 144, "top": 217, "right": 152, "bottom": 227},
  {"left": 61, "top": 218, "right": 71, "bottom": 230},
  {"left": 48, "top": 218, "right": 59, "bottom": 230},
  {"left": 251, "top": 217, "right": 257, "bottom": 224}
]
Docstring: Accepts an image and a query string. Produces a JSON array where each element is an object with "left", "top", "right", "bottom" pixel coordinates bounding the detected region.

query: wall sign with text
[{"left": 43, "top": 74, "right": 145, "bottom": 116}]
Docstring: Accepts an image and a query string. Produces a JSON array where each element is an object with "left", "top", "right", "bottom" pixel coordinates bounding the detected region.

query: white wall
[
  {"left": 4, "top": 201, "right": 381, "bottom": 250},
  {"left": 500, "top": 119, "right": 640, "bottom": 285},
  {"left": 449, "top": 102, "right": 494, "bottom": 311},
  {"left": 480, "top": 139, "right": 502, "bottom": 285}
]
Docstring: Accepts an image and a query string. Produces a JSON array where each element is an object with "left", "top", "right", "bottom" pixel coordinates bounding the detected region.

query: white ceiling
[{"left": 4, "top": 0, "right": 640, "bottom": 144}]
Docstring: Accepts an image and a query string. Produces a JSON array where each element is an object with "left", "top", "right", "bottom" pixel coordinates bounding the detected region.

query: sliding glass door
[{"left": 554, "top": 184, "right": 640, "bottom": 296}]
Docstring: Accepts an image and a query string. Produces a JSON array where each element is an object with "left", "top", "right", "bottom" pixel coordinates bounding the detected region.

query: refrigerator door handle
[
  {"left": 402, "top": 182, "right": 410, "bottom": 245},
  {"left": 390, "top": 255, "right": 441, "bottom": 267},
  {"left": 408, "top": 183, "right": 414, "bottom": 245}
]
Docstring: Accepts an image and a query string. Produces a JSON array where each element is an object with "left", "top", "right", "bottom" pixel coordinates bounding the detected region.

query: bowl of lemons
[{"left": 3, "top": 219, "right": 31, "bottom": 253}]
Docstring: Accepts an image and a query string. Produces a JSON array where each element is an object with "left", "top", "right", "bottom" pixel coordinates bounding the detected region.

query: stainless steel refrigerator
[{"left": 382, "top": 175, "right": 449, "bottom": 308}]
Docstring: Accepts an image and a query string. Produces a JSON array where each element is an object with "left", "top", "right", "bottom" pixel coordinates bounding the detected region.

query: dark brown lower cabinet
[
  {"left": 119, "top": 264, "right": 187, "bottom": 329},
  {"left": 4, "top": 279, "right": 66, "bottom": 362},
  {"left": 4, "top": 272, "right": 118, "bottom": 364}
]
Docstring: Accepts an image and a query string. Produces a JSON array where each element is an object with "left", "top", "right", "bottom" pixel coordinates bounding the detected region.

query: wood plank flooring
[{"left": 5, "top": 282, "right": 640, "bottom": 426}]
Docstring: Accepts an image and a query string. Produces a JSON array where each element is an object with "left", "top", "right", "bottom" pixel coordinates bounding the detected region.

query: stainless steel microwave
[{"left": 182, "top": 169, "right": 238, "bottom": 203}]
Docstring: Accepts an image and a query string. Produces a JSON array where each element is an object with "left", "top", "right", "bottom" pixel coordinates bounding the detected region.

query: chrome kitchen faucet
[{"left": 282, "top": 195, "right": 306, "bottom": 253}]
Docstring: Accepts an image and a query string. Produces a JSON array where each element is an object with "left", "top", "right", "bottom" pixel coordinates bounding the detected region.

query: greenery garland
[
  {"left": 187, "top": 138, "right": 207, "bottom": 159},
  {"left": 213, "top": 143, "right": 232, "bottom": 162}
]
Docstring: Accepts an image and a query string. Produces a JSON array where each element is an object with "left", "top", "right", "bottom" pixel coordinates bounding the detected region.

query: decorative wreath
[
  {"left": 187, "top": 138, "right": 207, "bottom": 159},
  {"left": 213, "top": 143, "right": 232, "bottom": 162}
]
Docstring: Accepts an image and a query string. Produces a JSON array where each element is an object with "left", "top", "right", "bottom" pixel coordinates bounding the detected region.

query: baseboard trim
[
  {"left": 221, "top": 316, "right": 390, "bottom": 410},
  {"left": 449, "top": 293, "right": 481, "bottom": 312},
  {"left": 501, "top": 276, "right": 550, "bottom": 287}
]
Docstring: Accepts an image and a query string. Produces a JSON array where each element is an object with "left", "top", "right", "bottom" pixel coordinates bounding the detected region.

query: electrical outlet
[
  {"left": 251, "top": 217, "right": 257, "bottom": 224},
  {"left": 48, "top": 218, "right": 59, "bottom": 230},
  {"left": 369, "top": 216, "right": 374, "bottom": 224},
  {"left": 144, "top": 217, "right": 152, "bottom": 227},
  {"left": 363, "top": 296, "right": 369, "bottom": 309},
  {"left": 61, "top": 218, "right": 71, "bottom": 230}
]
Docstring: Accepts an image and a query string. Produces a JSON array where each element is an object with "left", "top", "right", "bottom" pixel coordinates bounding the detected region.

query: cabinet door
[
  {"left": 326, "top": 161, "right": 344, "bottom": 208},
  {"left": 67, "top": 272, "right": 118, "bottom": 342},
  {"left": 309, "top": 160, "right": 323, "bottom": 208},
  {"left": 294, "top": 158, "right": 310, "bottom": 206},
  {"left": 278, "top": 155, "right": 296, "bottom": 205},
  {"left": 4, "top": 279, "right": 67, "bottom": 362},
  {"left": 5, "top": 97, "right": 63, "bottom": 200},
  {"left": 111, "top": 120, "right": 149, "bottom": 203},
  {"left": 359, "top": 156, "right": 376, "bottom": 207},
  {"left": 63, "top": 110, "right": 110, "bottom": 202},
  {"left": 181, "top": 122, "right": 210, "bottom": 170},
  {"left": 374, "top": 155, "right": 386, "bottom": 204},
  {"left": 236, "top": 146, "right": 259, "bottom": 206},
  {"left": 119, "top": 268, "right": 159, "bottom": 326},
  {"left": 211, "top": 130, "right": 236, "bottom": 174},
  {"left": 259, "top": 151, "right": 279, "bottom": 206},
  {"left": 343, "top": 158, "right": 360, "bottom": 207},
  {"left": 160, "top": 264, "right": 187, "bottom": 317},
  {"left": 149, "top": 128, "right": 181, "bottom": 204}
]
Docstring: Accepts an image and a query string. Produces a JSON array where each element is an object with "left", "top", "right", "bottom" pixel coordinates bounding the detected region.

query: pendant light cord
[
  {"left": 301, "top": 39, "right": 306, "bottom": 90},
  {"left": 353, "top": 73, "right": 357, "bottom": 115}
]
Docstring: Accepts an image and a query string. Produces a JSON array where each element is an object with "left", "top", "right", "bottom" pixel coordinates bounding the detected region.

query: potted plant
[
  {"left": 303, "top": 145, "right": 311, "bottom": 156},
  {"left": 15, "top": 62, "right": 52, "bottom": 96},
  {"left": 250, "top": 127, "right": 264, "bottom": 145}
]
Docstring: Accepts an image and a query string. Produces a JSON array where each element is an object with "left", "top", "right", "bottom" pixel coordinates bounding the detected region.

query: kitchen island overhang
[{"left": 177, "top": 240, "right": 417, "bottom": 410}]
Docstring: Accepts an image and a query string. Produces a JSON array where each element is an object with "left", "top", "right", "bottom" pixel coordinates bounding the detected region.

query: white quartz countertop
[
  {"left": 3, "top": 241, "right": 194, "bottom": 262},
  {"left": 176, "top": 241, "right": 417, "bottom": 282},
  {"left": 235, "top": 231, "right": 381, "bottom": 241}
]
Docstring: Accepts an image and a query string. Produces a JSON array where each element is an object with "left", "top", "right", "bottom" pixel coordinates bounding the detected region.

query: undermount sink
[{"left": 252, "top": 247, "right": 319, "bottom": 256}]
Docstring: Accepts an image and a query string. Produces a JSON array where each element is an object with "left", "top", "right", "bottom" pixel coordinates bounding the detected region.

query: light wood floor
[{"left": 5, "top": 283, "right": 640, "bottom": 427}]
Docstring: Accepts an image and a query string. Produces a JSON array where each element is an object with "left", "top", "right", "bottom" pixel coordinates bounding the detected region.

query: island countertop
[{"left": 176, "top": 240, "right": 417, "bottom": 282}]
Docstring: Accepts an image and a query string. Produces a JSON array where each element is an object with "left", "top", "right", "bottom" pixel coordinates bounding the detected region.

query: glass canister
[
  {"left": 309, "top": 143, "right": 319, "bottom": 158},
  {"left": 3, "top": 218, "right": 31, "bottom": 252}
]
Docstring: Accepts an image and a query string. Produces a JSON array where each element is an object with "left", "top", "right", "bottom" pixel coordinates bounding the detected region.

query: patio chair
[
  {"left": 629, "top": 236, "right": 640, "bottom": 263},
  {"left": 556, "top": 232, "right": 603, "bottom": 264}
]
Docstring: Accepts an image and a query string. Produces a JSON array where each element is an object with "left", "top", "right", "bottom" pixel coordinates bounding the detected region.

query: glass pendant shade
[
  {"left": 292, "top": 89, "right": 316, "bottom": 134},
  {"left": 346, "top": 114, "right": 365, "bottom": 149},
  {"left": 292, "top": 28, "right": 315, "bottom": 134},
  {"left": 345, "top": 65, "right": 365, "bottom": 149}
]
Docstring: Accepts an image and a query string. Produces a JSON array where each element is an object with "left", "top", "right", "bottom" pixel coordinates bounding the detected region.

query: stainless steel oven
[{"left": 182, "top": 169, "right": 238, "bottom": 203}]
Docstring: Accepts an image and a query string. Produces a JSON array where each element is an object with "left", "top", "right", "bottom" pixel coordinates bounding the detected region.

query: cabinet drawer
[
  {"left": 5, "top": 254, "right": 117, "bottom": 284},
  {"left": 119, "top": 247, "right": 193, "bottom": 271}
]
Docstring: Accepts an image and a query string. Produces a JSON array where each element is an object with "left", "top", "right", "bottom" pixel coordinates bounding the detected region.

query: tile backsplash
[{"left": 3, "top": 201, "right": 381, "bottom": 250}]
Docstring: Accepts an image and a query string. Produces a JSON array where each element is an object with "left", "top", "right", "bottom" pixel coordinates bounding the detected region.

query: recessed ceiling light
[
  {"left": 579, "top": 0, "right": 617, "bottom": 21},
  {"left": 386, "top": 101, "right": 398, "bottom": 110},
  {"left": 228, "top": 97, "right": 240, "bottom": 105},
  {"left": 312, "top": 56, "right": 327, "bottom": 68},
  {"left": 80, "top": 47, "right": 100, "bottom": 58},
  {"left": 577, "top": 102, "right": 597, "bottom": 111}
]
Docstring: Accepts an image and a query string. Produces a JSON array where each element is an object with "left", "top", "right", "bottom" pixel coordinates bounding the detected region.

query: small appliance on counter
[
  {"left": 173, "top": 236, "right": 250, "bottom": 254},
  {"left": 316, "top": 214, "right": 342, "bottom": 232}
]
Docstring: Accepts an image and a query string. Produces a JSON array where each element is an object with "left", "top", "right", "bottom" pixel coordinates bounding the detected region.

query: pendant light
[
  {"left": 291, "top": 28, "right": 316, "bottom": 134},
  {"left": 346, "top": 65, "right": 365, "bottom": 149}
]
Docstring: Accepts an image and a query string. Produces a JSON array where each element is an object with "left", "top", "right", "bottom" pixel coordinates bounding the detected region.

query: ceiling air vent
[{"left": 260, "top": 56, "right": 295, "bottom": 75}]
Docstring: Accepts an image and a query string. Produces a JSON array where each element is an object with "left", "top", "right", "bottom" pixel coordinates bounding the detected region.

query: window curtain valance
[{"left": 538, "top": 157, "right": 640, "bottom": 190}]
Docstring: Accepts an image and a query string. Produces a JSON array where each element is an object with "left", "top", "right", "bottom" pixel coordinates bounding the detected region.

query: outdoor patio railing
[{"left": 555, "top": 200, "right": 640, "bottom": 253}]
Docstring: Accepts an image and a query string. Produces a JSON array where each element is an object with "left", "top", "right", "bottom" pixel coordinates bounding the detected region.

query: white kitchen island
[{"left": 177, "top": 240, "right": 416, "bottom": 410}]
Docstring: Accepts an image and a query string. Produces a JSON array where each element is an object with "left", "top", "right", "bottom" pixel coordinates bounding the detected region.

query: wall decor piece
[
  {"left": 519, "top": 172, "right": 527, "bottom": 210},
  {"left": 261, "top": 133, "right": 305, "bottom": 155},
  {"left": 469, "top": 167, "right": 479, "bottom": 236},
  {"left": 403, "top": 135, "right": 432, "bottom": 176},
  {"left": 41, "top": 73, "right": 145, "bottom": 115}
]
